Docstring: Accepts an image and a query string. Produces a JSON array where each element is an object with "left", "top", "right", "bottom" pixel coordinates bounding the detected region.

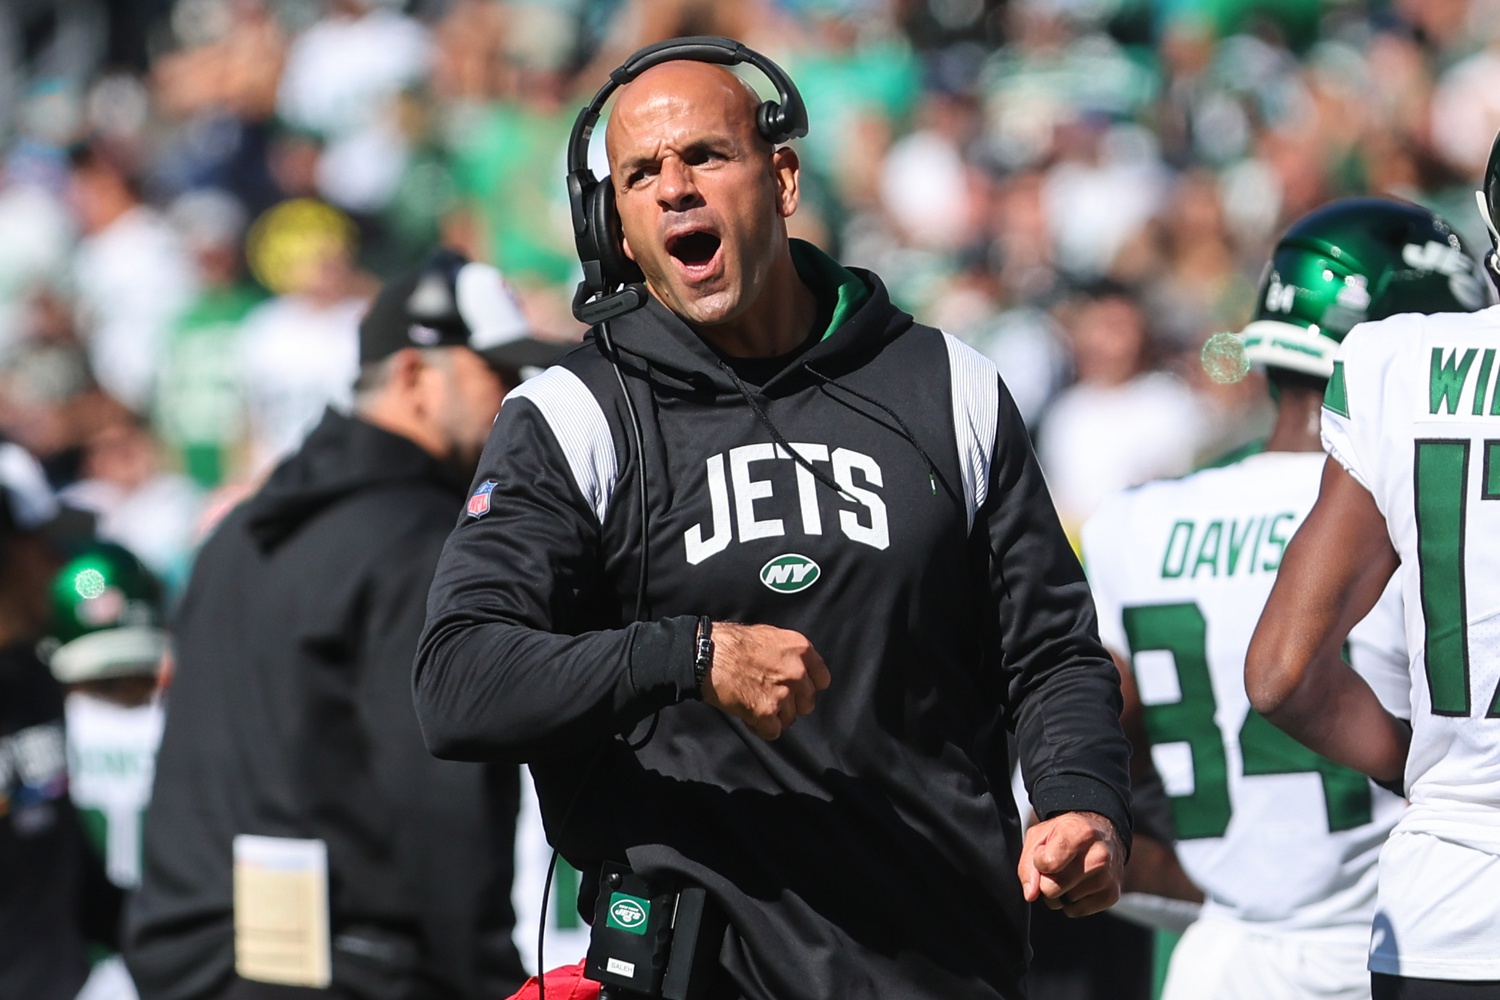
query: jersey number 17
[{"left": 1414, "top": 438, "right": 1500, "bottom": 717}]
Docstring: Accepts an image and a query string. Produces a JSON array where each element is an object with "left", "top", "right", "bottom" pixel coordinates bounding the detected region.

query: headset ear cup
[
  {"left": 757, "top": 101, "right": 787, "bottom": 144},
  {"left": 588, "top": 179, "right": 643, "bottom": 288},
  {"left": 585, "top": 180, "right": 619, "bottom": 287}
]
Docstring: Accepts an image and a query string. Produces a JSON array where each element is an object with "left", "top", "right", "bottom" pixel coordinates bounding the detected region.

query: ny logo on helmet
[{"left": 1404, "top": 240, "right": 1488, "bottom": 311}]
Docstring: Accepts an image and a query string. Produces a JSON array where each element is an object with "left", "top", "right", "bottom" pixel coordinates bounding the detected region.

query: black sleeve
[
  {"left": 985, "top": 382, "right": 1133, "bottom": 851},
  {"left": 359, "top": 524, "right": 526, "bottom": 996},
  {"left": 413, "top": 394, "right": 701, "bottom": 764}
]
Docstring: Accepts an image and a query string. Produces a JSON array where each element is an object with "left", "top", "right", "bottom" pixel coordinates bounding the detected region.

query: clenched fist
[
  {"left": 701, "top": 623, "right": 831, "bottom": 740},
  {"left": 1018, "top": 811, "right": 1125, "bottom": 917}
]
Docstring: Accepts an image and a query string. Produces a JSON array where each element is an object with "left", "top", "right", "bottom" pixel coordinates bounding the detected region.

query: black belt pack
[{"left": 585, "top": 862, "right": 725, "bottom": 1000}]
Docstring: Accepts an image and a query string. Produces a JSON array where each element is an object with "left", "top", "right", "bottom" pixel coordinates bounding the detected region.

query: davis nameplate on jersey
[{"left": 1157, "top": 512, "right": 1297, "bottom": 578}]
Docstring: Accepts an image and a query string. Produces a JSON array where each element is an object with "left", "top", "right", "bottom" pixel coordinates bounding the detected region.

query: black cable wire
[
  {"left": 601, "top": 322, "right": 653, "bottom": 626},
  {"left": 533, "top": 742, "right": 613, "bottom": 1000},
  {"left": 538, "top": 320, "right": 656, "bottom": 1000},
  {"left": 536, "top": 842, "right": 562, "bottom": 997},
  {"left": 624, "top": 712, "right": 660, "bottom": 751},
  {"left": 602, "top": 319, "right": 662, "bottom": 749}
]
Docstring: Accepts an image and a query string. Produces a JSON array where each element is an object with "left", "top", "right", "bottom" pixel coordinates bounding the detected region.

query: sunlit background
[
  {"left": 4, "top": 0, "right": 1498, "bottom": 573},
  {"left": 9, "top": 3, "right": 1500, "bottom": 993}
]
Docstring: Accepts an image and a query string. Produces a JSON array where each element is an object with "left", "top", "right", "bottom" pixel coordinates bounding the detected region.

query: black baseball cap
[
  {"left": 359, "top": 248, "right": 571, "bottom": 371},
  {"left": 0, "top": 441, "right": 95, "bottom": 551}
]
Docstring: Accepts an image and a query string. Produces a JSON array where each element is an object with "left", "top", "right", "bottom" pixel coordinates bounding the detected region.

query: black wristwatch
[{"left": 693, "top": 616, "right": 714, "bottom": 694}]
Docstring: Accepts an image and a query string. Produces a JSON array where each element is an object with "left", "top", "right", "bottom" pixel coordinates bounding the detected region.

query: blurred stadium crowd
[
  {"left": 11, "top": 0, "right": 1500, "bottom": 575},
  {"left": 5, "top": 0, "right": 1500, "bottom": 993}
]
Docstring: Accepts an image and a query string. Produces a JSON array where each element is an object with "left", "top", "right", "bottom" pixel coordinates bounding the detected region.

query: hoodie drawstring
[
  {"left": 716, "top": 359, "right": 855, "bottom": 502},
  {"left": 715, "top": 357, "right": 951, "bottom": 502},
  {"left": 805, "top": 363, "right": 948, "bottom": 498}
]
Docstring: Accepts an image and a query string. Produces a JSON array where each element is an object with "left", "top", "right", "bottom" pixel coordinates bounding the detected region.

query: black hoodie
[
  {"left": 125, "top": 411, "right": 525, "bottom": 1000},
  {"left": 416, "top": 243, "right": 1131, "bottom": 1000}
]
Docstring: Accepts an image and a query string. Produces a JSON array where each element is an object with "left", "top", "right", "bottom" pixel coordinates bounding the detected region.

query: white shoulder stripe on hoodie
[
  {"left": 504, "top": 367, "right": 618, "bottom": 525},
  {"left": 942, "top": 333, "right": 1000, "bottom": 533}
]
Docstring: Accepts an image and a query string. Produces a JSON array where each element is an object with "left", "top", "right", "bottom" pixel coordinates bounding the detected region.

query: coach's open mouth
[{"left": 666, "top": 229, "right": 723, "bottom": 280}]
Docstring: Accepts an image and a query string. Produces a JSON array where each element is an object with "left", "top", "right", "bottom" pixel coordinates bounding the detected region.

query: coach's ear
[{"left": 772, "top": 145, "right": 800, "bottom": 220}]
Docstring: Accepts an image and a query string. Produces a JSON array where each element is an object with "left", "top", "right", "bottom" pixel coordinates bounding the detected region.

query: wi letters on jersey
[
  {"left": 1083, "top": 452, "right": 1408, "bottom": 939},
  {"left": 1323, "top": 308, "right": 1500, "bottom": 980}
]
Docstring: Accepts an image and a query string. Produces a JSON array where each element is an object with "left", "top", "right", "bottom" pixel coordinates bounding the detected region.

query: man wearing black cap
[
  {"left": 124, "top": 251, "right": 566, "bottom": 1000},
  {"left": 0, "top": 440, "right": 121, "bottom": 1000}
]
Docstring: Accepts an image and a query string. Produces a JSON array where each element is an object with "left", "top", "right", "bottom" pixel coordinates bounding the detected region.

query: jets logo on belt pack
[
  {"left": 605, "top": 894, "right": 649, "bottom": 935},
  {"left": 466, "top": 480, "right": 497, "bottom": 518}
]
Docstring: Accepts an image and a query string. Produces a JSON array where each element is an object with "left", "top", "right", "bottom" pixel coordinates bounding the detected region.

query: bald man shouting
[{"left": 416, "top": 38, "right": 1131, "bottom": 1000}]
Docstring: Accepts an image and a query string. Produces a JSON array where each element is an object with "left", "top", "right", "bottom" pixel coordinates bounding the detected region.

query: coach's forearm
[{"left": 413, "top": 615, "right": 700, "bottom": 762}]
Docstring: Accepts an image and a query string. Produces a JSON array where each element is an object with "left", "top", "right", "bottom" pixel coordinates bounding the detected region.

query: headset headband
[
  {"left": 565, "top": 36, "right": 808, "bottom": 325},
  {"left": 567, "top": 36, "right": 807, "bottom": 176}
]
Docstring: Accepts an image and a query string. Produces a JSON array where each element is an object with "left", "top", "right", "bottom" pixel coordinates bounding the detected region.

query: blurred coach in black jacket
[{"left": 125, "top": 250, "right": 566, "bottom": 1000}]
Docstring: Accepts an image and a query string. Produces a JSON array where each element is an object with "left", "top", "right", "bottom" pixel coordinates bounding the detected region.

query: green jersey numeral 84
[{"left": 1123, "top": 602, "right": 1372, "bottom": 841}]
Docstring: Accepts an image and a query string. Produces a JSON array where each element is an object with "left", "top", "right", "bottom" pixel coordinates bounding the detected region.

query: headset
[{"left": 565, "top": 35, "right": 810, "bottom": 325}]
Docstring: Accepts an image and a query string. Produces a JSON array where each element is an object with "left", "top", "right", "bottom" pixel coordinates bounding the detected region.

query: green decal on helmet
[
  {"left": 47, "top": 542, "right": 167, "bottom": 685},
  {"left": 1240, "top": 197, "right": 1492, "bottom": 380}
]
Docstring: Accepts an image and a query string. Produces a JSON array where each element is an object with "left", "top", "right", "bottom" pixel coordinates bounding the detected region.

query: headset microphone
[{"left": 565, "top": 35, "right": 809, "bottom": 325}]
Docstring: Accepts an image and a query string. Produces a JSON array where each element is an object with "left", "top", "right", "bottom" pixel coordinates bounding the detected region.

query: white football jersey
[
  {"left": 1323, "top": 308, "right": 1500, "bottom": 978},
  {"left": 1083, "top": 450, "right": 1408, "bottom": 936},
  {"left": 64, "top": 692, "right": 164, "bottom": 889}
]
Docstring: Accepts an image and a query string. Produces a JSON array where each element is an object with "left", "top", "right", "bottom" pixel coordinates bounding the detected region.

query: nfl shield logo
[{"left": 467, "top": 480, "right": 497, "bottom": 518}]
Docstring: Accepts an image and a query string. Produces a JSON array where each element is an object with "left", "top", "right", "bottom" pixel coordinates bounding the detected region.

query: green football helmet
[
  {"left": 47, "top": 542, "right": 167, "bottom": 685},
  {"left": 1242, "top": 197, "right": 1492, "bottom": 379}
]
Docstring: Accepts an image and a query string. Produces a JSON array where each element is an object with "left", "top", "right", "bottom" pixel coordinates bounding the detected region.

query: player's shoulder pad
[{"left": 1081, "top": 465, "right": 1216, "bottom": 564}]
